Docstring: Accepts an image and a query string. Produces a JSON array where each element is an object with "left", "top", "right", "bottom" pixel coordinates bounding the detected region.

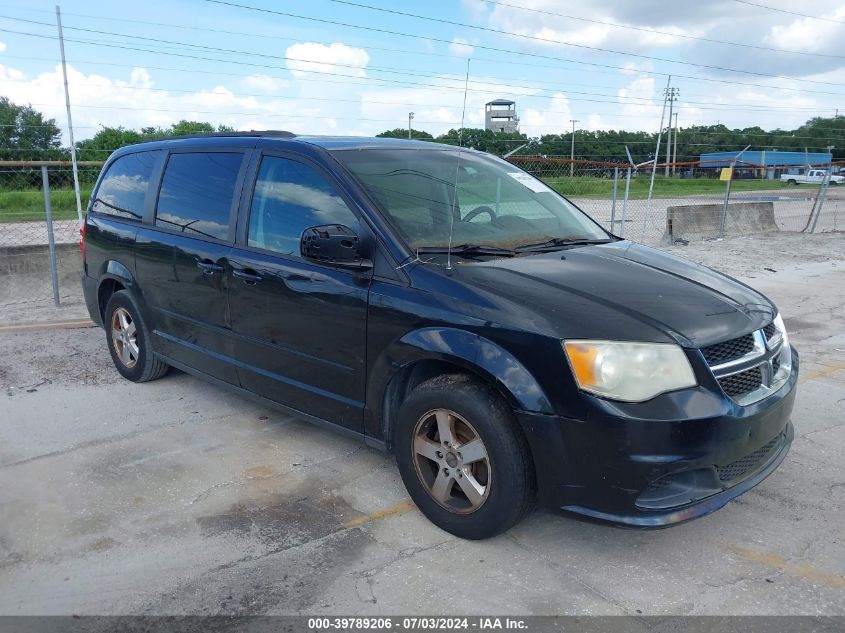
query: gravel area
[
  {"left": 663, "top": 231, "right": 845, "bottom": 279},
  {"left": 1, "top": 231, "right": 844, "bottom": 616}
]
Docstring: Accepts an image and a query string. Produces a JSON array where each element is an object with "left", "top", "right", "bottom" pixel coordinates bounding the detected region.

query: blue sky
[{"left": 0, "top": 0, "right": 843, "bottom": 149}]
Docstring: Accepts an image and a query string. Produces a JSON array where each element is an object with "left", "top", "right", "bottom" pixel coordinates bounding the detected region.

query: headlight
[
  {"left": 771, "top": 313, "right": 789, "bottom": 349},
  {"left": 563, "top": 340, "right": 697, "bottom": 402},
  {"left": 771, "top": 313, "right": 792, "bottom": 383}
]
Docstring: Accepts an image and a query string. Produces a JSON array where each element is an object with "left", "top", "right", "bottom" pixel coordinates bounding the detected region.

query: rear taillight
[{"left": 79, "top": 224, "right": 86, "bottom": 262}]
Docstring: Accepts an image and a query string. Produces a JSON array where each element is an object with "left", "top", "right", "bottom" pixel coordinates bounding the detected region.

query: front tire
[
  {"left": 395, "top": 374, "right": 535, "bottom": 539},
  {"left": 104, "top": 290, "right": 169, "bottom": 383}
]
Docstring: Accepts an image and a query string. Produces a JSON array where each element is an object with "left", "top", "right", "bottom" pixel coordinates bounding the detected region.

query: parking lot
[{"left": 1, "top": 232, "right": 844, "bottom": 616}]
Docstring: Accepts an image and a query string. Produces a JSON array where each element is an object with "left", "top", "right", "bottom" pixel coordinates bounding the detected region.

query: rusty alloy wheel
[
  {"left": 110, "top": 306, "right": 139, "bottom": 369},
  {"left": 411, "top": 408, "right": 491, "bottom": 513}
]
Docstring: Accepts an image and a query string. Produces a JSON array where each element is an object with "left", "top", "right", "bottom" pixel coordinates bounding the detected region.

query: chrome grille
[
  {"left": 716, "top": 434, "right": 782, "bottom": 482},
  {"left": 718, "top": 366, "right": 763, "bottom": 398},
  {"left": 763, "top": 322, "right": 776, "bottom": 341},
  {"left": 700, "top": 334, "right": 755, "bottom": 366},
  {"left": 700, "top": 325, "right": 789, "bottom": 406}
]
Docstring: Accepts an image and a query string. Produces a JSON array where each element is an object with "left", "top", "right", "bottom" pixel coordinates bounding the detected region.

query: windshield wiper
[
  {"left": 514, "top": 237, "right": 615, "bottom": 253},
  {"left": 416, "top": 243, "right": 516, "bottom": 258}
]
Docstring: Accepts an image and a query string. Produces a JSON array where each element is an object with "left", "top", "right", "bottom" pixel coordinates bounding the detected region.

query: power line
[
  {"left": 732, "top": 0, "right": 845, "bottom": 24},
  {"left": 2, "top": 25, "right": 838, "bottom": 114},
  {"left": 8, "top": 13, "right": 832, "bottom": 108},
  {"left": 14, "top": 101, "right": 476, "bottom": 126},
  {"left": 0, "top": 51, "right": 832, "bottom": 117},
  {"left": 314, "top": 0, "right": 845, "bottom": 86},
  {"left": 201, "top": 0, "right": 845, "bottom": 94},
  {"left": 4, "top": 10, "right": 845, "bottom": 101},
  {"left": 1, "top": 13, "right": 842, "bottom": 134},
  {"left": 9, "top": 6, "right": 845, "bottom": 100},
  {"left": 476, "top": 0, "right": 845, "bottom": 59},
  {"left": 53, "top": 78, "right": 844, "bottom": 113},
  {"left": 1, "top": 15, "right": 699, "bottom": 100}
]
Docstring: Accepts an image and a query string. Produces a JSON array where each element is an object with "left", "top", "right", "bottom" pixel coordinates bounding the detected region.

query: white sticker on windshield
[{"left": 507, "top": 172, "right": 553, "bottom": 193}]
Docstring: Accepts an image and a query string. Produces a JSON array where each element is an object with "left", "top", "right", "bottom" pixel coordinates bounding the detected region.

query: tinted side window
[
  {"left": 155, "top": 152, "right": 243, "bottom": 241},
  {"left": 247, "top": 156, "right": 358, "bottom": 257},
  {"left": 92, "top": 151, "right": 158, "bottom": 220}
]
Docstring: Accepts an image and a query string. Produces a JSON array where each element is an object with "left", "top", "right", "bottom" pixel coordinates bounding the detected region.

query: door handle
[
  {"left": 233, "top": 268, "right": 263, "bottom": 284},
  {"left": 197, "top": 260, "right": 224, "bottom": 275}
]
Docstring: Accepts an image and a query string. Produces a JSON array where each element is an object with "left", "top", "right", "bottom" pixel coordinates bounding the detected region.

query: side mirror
[{"left": 300, "top": 224, "right": 373, "bottom": 271}]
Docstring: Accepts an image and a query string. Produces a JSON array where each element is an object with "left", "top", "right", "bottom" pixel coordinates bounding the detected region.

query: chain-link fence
[
  {"left": 1, "top": 155, "right": 844, "bottom": 323},
  {"left": 508, "top": 156, "right": 844, "bottom": 244},
  {"left": 0, "top": 161, "right": 101, "bottom": 321}
]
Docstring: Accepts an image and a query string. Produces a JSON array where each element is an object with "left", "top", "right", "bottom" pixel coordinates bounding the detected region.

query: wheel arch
[
  {"left": 368, "top": 327, "right": 554, "bottom": 451},
  {"left": 95, "top": 260, "right": 152, "bottom": 325}
]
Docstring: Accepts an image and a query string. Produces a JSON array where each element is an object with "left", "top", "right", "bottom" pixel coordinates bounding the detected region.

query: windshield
[{"left": 332, "top": 148, "right": 609, "bottom": 251}]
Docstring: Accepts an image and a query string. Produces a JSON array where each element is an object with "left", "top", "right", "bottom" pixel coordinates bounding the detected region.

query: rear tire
[
  {"left": 104, "top": 290, "right": 169, "bottom": 383},
  {"left": 395, "top": 374, "right": 535, "bottom": 539}
]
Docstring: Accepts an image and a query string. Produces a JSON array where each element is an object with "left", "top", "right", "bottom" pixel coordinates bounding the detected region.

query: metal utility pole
[
  {"left": 672, "top": 111, "right": 679, "bottom": 176},
  {"left": 719, "top": 144, "right": 752, "bottom": 239},
  {"left": 664, "top": 86, "right": 678, "bottom": 177},
  {"left": 569, "top": 119, "right": 579, "bottom": 177},
  {"left": 408, "top": 112, "right": 414, "bottom": 139},
  {"left": 56, "top": 5, "right": 83, "bottom": 225},
  {"left": 618, "top": 146, "right": 635, "bottom": 239},
  {"left": 642, "top": 75, "right": 672, "bottom": 242},
  {"left": 42, "top": 166, "right": 60, "bottom": 306}
]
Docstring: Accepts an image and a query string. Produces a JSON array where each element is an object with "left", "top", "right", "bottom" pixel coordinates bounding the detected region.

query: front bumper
[{"left": 517, "top": 347, "right": 799, "bottom": 527}]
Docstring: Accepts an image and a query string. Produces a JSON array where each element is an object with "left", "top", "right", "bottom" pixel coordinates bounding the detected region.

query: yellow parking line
[
  {"left": 729, "top": 546, "right": 845, "bottom": 589},
  {"left": 798, "top": 362, "right": 845, "bottom": 384},
  {"left": 342, "top": 501, "right": 416, "bottom": 528},
  {"left": 0, "top": 319, "right": 95, "bottom": 333}
]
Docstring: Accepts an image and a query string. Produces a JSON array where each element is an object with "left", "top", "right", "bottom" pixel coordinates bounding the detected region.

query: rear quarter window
[
  {"left": 92, "top": 151, "right": 159, "bottom": 220},
  {"left": 154, "top": 152, "right": 244, "bottom": 241}
]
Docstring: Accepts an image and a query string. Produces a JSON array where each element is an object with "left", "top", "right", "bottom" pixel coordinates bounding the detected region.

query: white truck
[{"left": 780, "top": 169, "right": 844, "bottom": 185}]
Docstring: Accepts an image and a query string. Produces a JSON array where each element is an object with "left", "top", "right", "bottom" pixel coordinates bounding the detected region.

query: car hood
[{"left": 455, "top": 241, "right": 775, "bottom": 347}]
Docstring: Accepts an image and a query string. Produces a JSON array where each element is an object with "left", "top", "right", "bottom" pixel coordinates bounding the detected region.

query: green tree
[
  {"left": 0, "top": 97, "right": 63, "bottom": 160},
  {"left": 435, "top": 128, "right": 527, "bottom": 155},
  {"left": 76, "top": 126, "right": 146, "bottom": 161},
  {"left": 376, "top": 128, "right": 434, "bottom": 140},
  {"left": 77, "top": 121, "right": 239, "bottom": 161}
]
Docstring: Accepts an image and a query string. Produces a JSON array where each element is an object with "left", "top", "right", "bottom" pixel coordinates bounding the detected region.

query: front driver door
[{"left": 227, "top": 153, "right": 371, "bottom": 432}]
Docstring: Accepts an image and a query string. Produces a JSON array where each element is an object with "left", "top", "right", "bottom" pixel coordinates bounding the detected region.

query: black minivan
[{"left": 82, "top": 132, "right": 798, "bottom": 539}]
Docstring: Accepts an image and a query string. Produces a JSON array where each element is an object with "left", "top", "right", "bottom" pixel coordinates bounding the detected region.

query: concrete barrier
[
  {"left": 0, "top": 243, "right": 82, "bottom": 307},
  {"left": 664, "top": 202, "right": 779, "bottom": 243}
]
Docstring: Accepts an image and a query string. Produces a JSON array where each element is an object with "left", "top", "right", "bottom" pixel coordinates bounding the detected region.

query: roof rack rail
[{"left": 153, "top": 130, "right": 296, "bottom": 141}]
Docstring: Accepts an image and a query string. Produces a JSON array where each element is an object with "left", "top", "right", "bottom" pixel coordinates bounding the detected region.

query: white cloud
[
  {"left": 285, "top": 42, "right": 369, "bottom": 79},
  {"left": 480, "top": 0, "right": 702, "bottom": 51},
  {"left": 0, "top": 64, "right": 25, "bottom": 81},
  {"left": 620, "top": 61, "right": 654, "bottom": 76},
  {"left": 241, "top": 74, "right": 290, "bottom": 93},
  {"left": 616, "top": 72, "right": 661, "bottom": 131},
  {"left": 520, "top": 92, "right": 571, "bottom": 134},
  {"left": 586, "top": 113, "right": 605, "bottom": 130},
  {"left": 0, "top": 41, "right": 7, "bottom": 53},
  {"left": 0, "top": 22, "right": 836, "bottom": 153},
  {"left": 130, "top": 67, "right": 152, "bottom": 89},
  {"left": 767, "top": 7, "right": 845, "bottom": 53},
  {"left": 0, "top": 62, "right": 310, "bottom": 141},
  {"left": 449, "top": 37, "right": 475, "bottom": 58}
]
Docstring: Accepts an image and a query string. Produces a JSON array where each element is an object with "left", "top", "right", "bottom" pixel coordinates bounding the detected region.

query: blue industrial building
[{"left": 699, "top": 150, "right": 832, "bottom": 179}]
